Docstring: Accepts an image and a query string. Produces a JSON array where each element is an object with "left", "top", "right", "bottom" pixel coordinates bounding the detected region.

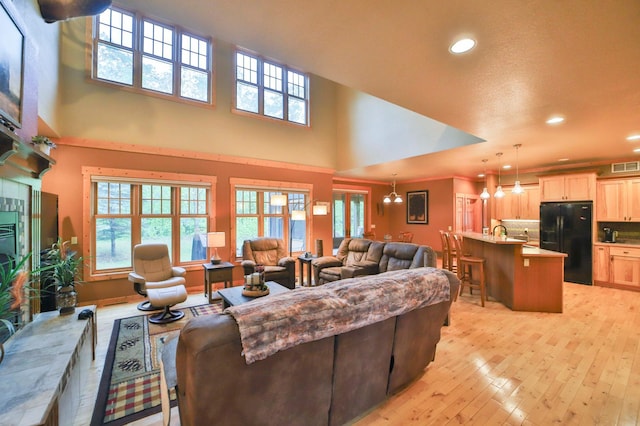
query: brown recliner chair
[
  {"left": 241, "top": 238, "right": 296, "bottom": 289},
  {"left": 128, "top": 243, "right": 187, "bottom": 317}
]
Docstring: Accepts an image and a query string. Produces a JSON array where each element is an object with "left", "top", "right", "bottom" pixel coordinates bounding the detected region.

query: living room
[{"left": 2, "top": 0, "right": 640, "bottom": 425}]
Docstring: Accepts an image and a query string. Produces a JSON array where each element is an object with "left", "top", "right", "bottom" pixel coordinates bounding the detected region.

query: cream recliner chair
[{"left": 128, "top": 243, "right": 188, "bottom": 323}]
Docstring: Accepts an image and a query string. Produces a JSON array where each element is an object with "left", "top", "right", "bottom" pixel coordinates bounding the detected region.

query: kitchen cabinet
[
  {"left": 596, "top": 178, "right": 640, "bottom": 222},
  {"left": 593, "top": 243, "right": 640, "bottom": 289},
  {"left": 593, "top": 244, "right": 610, "bottom": 283},
  {"left": 539, "top": 173, "right": 596, "bottom": 202},
  {"left": 610, "top": 246, "right": 640, "bottom": 287},
  {"left": 495, "top": 185, "right": 540, "bottom": 220}
]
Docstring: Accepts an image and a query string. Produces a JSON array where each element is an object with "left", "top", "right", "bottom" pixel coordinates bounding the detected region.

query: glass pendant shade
[
  {"left": 494, "top": 185, "right": 505, "bottom": 198},
  {"left": 480, "top": 187, "right": 490, "bottom": 199},
  {"left": 383, "top": 195, "right": 392, "bottom": 204},
  {"left": 512, "top": 181, "right": 524, "bottom": 194}
]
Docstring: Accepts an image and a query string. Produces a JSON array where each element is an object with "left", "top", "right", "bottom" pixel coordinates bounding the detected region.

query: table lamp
[{"left": 206, "top": 232, "right": 225, "bottom": 264}]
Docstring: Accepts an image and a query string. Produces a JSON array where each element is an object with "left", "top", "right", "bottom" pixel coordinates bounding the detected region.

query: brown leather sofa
[
  {"left": 241, "top": 237, "right": 296, "bottom": 289},
  {"left": 312, "top": 238, "right": 436, "bottom": 285},
  {"left": 175, "top": 268, "right": 460, "bottom": 426}
]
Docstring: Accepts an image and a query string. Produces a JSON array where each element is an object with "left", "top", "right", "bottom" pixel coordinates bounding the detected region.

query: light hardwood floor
[{"left": 74, "top": 282, "right": 640, "bottom": 425}]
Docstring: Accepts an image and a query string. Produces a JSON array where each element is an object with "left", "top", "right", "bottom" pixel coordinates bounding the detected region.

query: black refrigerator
[{"left": 540, "top": 201, "right": 593, "bottom": 285}]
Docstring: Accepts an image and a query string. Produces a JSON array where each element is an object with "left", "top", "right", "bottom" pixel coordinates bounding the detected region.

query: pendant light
[
  {"left": 383, "top": 174, "right": 402, "bottom": 204},
  {"left": 512, "top": 144, "right": 524, "bottom": 194},
  {"left": 494, "top": 152, "right": 505, "bottom": 198},
  {"left": 479, "top": 159, "right": 490, "bottom": 200}
]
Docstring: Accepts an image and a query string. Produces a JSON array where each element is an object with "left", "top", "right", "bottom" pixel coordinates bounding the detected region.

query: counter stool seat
[
  {"left": 147, "top": 285, "right": 188, "bottom": 324},
  {"left": 453, "top": 234, "right": 486, "bottom": 307}
]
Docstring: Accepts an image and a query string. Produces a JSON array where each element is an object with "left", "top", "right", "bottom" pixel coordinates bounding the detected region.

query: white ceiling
[{"left": 129, "top": 0, "right": 640, "bottom": 181}]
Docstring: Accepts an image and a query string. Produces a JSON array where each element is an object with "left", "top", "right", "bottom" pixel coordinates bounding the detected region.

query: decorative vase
[
  {"left": 37, "top": 144, "right": 51, "bottom": 155},
  {"left": 56, "top": 286, "right": 77, "bottom": 315}
]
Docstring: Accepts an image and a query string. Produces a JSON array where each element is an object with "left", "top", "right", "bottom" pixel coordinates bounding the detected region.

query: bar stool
[
  {"left": 453, "top": 234, "right": 486, "bottom": 307},
  {"left": 439, "top": 230, "right": 450, "bottom": 270},
  {"left": 444, "top": 232, "right": 458, "bottom": 273}
]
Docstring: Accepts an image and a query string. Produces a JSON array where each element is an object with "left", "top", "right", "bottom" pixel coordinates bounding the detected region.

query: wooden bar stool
[
  {"left": 439, "top": 230, "right": 450, "bottom": 270},
  {"left": 444, "top": 231, "right": 458, "bottom": 273},
  {"left": 453, "top": 234, "right": 486, "bottom": 307}
]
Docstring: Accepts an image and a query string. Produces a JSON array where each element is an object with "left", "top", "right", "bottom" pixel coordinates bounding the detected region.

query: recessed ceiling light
[
  {"left": 546, "top": 116, "right": 565, "bottom": 125},
  {"left": 450, "top": 38, "right": 476, "bottom": 54},
  {"left": 503, "top": 164, "right": 512, "bottom": 169},
  {"left": 558, "top": 158, "right": 570, "bottom": 162},
  {"left": 634, "top": 148, "right": 640, "bottom": 153},
  {"left": 627, "top": 134, "right": 640, "bottom": 141},
  {"left": 477, "top": 173, "right": 485, "bottom": 178}
]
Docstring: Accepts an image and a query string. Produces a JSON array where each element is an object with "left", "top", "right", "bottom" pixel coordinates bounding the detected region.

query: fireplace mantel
[{"left": 0, "top": 125, "right": 55, "bottom": 179}]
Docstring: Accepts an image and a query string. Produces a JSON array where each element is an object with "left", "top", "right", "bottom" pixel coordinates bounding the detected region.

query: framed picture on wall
[
  {"left": 407, "top": 190, "right": 428, "bottom": 224},
  {"left": 0, "top": 0, "right": 25, "bottom": 129}
]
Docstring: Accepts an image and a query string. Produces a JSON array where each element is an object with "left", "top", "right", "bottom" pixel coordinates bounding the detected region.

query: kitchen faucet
[{"left": 492, "top": 225, "right": 508, "bottom": 237}]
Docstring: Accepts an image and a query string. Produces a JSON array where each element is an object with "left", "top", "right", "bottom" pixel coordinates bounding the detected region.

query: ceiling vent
[{"left": 611, "top": 161, "right": 640, "bottom": 173}]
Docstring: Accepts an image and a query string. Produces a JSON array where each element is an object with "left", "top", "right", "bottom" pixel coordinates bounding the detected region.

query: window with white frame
[
  {"left": 90, "top": 176, "right": 211, "bottom": 275},
  {"left": 235, "top": 51, "right": 309, "bottom": 125},
  {"left": 234, "top": 189, "right": 308, "bottom": 257},
  {"left": 93, "top": 6, "right": 212, "bottom": 104}
]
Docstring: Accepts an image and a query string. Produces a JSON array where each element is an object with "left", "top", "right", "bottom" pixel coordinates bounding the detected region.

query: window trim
[
  {"left": 232, "top": 48, "right": 310, "bottom": 127},
  {"left": 82, "top": 166, "right": 217, "bottom": 281},
  {"left": 88, "top": 4, "right": 216, "bottom": 108},
  {"left": 230, "top": 178, "right": 314, "bottom": 260}
]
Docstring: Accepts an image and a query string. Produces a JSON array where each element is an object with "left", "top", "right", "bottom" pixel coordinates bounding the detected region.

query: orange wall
[{"left": 42, "top": 143, "right": 334, "bottom": 303}]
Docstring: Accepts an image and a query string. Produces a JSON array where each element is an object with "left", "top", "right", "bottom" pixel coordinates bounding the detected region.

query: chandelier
[{"left": 383, "top": 174, "right": 403, "bottom": 204}]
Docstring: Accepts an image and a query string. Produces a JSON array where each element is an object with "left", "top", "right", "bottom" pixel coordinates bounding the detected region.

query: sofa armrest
[
  {"left": 172, "top": 266, "right": 186, "bottom": 277},
  {"left": 311, "top": 256, "right": 342, "bottom": 269},
  {"left": 241, "top": 260, "right": 256, "bottom": 275},
  {"left": 128, "top": 271, "right": 145, "bottom": 284},
  {"left": 278, "top": 256, "right": 295, "bottom": 267}
]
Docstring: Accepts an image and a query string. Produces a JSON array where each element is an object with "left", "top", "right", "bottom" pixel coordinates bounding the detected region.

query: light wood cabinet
[
  {"left": 610, "top": 246, "right": 640, "bottom": 287},
  {"left": 593, "top": 244, "right": 640, "bottom": 289},
  {"left": 539, "top": 173, "right": 596, "bottom": 202},
  {"left": 593, "top": 244, "right": 610, "bottom": 283},
  {"left": 596, "top": 178, "right": 640, "bottom": 221},
  {"left": 495, "top": 185, "right": 540, "bottom": 220}
]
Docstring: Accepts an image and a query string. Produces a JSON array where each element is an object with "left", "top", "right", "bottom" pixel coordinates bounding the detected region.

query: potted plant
[
  {"left": 46, "top": 239, "right": 84, "bottom": 315},
  {"left": 31, "top": 135, "right": 57, "bottom": 155}
]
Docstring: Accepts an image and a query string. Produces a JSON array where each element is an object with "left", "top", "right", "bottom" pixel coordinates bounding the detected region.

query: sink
[{"left": 509, "top": 235, "right": 529, "bottom": 242}]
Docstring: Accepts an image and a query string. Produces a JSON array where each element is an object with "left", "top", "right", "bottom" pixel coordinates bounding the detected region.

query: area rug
[{"left": 91, "top": 302, "right": 222, "bottom": 426}]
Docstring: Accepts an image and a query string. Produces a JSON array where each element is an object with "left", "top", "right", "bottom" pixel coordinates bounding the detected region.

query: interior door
[{"left": 332, "top": 192, "right": 366, "bottom": 252}]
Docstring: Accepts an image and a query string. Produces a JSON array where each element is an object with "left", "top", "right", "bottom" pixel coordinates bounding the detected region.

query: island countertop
[
  {"left": 460, "top": 232, "right": 564, "bottom": 313},
  {"left": 461, "top": 233, "right": 566, "bottom": 258}
]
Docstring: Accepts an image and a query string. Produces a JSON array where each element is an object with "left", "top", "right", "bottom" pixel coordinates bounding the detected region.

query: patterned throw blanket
[{"left": 225, "top": 267, "right": 452, "bottom": 364}]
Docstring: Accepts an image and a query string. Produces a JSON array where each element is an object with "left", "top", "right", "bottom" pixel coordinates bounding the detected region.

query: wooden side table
[
  {"left": 202, "top": 262, "right": 234, "bottom": 303},
  {"left": 298, "top": 255, "right": 317, "bottom": 286}
]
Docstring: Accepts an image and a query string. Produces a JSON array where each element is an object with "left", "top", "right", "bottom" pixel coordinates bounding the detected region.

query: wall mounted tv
[{"left": 0, "top": 0, "right": 25, "bottom": 130}]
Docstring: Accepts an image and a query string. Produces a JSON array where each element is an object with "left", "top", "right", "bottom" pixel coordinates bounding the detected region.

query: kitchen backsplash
[
  {"left": 500, "top": 220, "right": 540, "bottom": 241},
  {"left": 597, "top": 221, "right": 640, "bottom": 245}
]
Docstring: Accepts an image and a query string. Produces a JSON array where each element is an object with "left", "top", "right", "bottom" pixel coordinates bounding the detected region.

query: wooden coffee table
[{"left": 217, "top": 281, "right": 291, "bottom": 309}]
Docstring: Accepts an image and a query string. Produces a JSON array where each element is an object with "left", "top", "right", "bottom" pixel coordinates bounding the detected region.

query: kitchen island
[{"left": 461, "top": 233, "right": 567, "bottom": 313}]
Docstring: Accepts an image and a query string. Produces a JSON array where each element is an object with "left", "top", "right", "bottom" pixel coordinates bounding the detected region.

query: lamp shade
[
  {"left": 312, "top": 204, "right": 328, "bottom": 215},
  {"left": 206, "top": 232, "right": 225, "bottom": 248},
  {"left": 291, "top": 210, "right": 306, "bottom": 221},
  {"left": 270, "top": 194, "right": 287, "bottom": 206}
]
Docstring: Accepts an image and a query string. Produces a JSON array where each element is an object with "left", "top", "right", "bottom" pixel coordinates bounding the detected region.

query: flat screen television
[{"left": 0, "top": 0, "right": 25, "bottom": 130}]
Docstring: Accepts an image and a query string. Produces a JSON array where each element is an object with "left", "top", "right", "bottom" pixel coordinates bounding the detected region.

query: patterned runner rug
[{"left": 91, "top": 302, "right": 222, "bottom": 425}]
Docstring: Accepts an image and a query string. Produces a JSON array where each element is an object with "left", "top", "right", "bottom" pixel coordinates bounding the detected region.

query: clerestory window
[
  {"left": 234, "top": 50, "right": 309, "bottom": 126},
  {"left": 92, "top": 5, "right": 213, "bottom": 105}
]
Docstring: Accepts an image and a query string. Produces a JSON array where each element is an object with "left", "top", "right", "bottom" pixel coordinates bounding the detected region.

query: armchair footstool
[{"left": 147, "top": 285, "right": 188, "bottom": 324}]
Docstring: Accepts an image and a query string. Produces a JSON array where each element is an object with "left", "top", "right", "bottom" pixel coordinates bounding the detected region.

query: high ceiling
[{"left": 129, "top": 0, "right": 640, "bottom": 181}]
